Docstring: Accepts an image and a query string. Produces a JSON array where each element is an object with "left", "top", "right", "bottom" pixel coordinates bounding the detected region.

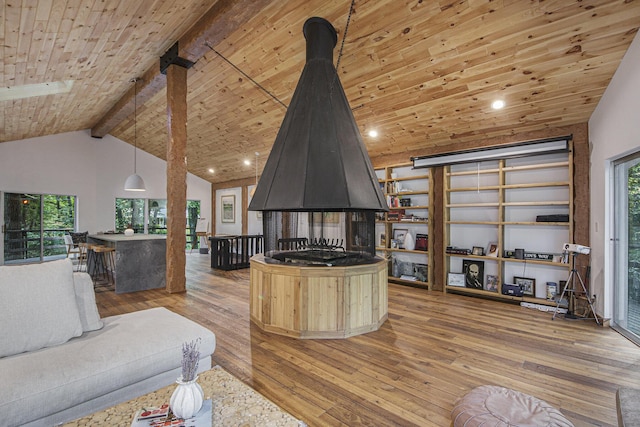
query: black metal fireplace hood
[{"left": 248, "top": 17, "right": 388, "bottom": 213}]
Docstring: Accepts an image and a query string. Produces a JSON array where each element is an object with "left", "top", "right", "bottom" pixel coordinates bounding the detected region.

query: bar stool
[
  {"left": 92, "top": 245, "right": 116, "bottom": 285},
  {"left": 76, "top": 243, "right": 89, "bottom": 272}
]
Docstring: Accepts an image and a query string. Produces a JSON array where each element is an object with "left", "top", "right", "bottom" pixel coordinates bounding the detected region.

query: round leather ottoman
[{"left": 451, "top": 385, "right": 574, "bottom": 427}]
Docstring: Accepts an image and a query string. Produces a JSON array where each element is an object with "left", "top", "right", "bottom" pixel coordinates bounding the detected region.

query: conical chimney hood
[{"left": 249, "top": 17, "right": 388, "bottom": 213}]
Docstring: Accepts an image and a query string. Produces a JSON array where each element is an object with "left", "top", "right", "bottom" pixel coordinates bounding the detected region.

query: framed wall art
[
  {"left": 462, "top": 259, "right": 484, "bottom": 289},
  {"left": 514, "top": 276, "right": 536, "bottom": 297},
  {"left": 221, "top": 195, "right": 235, "bottom": 223}
]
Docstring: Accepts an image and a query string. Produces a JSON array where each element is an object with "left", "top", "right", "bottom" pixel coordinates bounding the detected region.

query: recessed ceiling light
[
  {"left": 208, "top": 168, "right": 214, "bottom": 173},
  {"left": 244, "top": 159, "right": 251, "bottom": 166},
  {"left": 492, "top": 100, "right": 505, "bottom": 110},
  {"left": 0, "top": 80, "right": 74, "bottom": 101},
  {"left": 368, "top": 130, "right": 379, "bottom": 138}
]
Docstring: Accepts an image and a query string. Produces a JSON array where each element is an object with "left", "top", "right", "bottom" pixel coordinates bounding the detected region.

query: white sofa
[{"left": 0, "top": 259, "right": 216, "bottom": 427}]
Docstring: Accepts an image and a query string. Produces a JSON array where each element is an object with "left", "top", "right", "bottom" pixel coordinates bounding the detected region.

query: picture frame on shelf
[
  {"left": 447, "top": 272, "right": 465, "bottom": 287},
  {"left": 486, "top": 242, "right": 499, "bottom": 257},
  {"left": 463, "top": 259, "right": 484, "bottom": 289},
  {"left": 546, "top": 282, "right": 557, "bottom": 300},
  {"left": 485, "top": 275, "right": 498, "bottom": 292},
  {"left": 413, "top": 263, "right": 428, "bottom": 282},
  {"left": 514, "top": 276, "right": 536, "bottom": 296},
  {"left": 393, "top": 229, "right": 408, "bottom": 248},
  {"left": 472, "top": 246, "right": 484, "bottom": 256}
]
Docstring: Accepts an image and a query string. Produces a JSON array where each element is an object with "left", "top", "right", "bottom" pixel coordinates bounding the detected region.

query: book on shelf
[
  {"left": 400, "top": 274, "right": 417, "bottom": 281},
  {"left": 414, "top": 234, "right": 428, "bottom": 251},
  {"left": 446, "top": 246, "right": 471, "bottom": 255},
  {"left": 131, "top": 400, "right": 212, "bottom": 427}
]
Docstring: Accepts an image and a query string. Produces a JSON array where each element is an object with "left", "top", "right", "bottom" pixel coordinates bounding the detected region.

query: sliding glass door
[
  {"left": 613, "top": 153, "right": 640, "bottom": 345},
  {"left": 2, "top": 193, "right": 76, "bottom": 264}
]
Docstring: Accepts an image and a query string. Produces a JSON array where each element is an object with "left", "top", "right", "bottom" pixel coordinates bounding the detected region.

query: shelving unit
[
  {"left": 375, "top": 164, "right": 433, "bottom": 289},
  {"left": 443, "top": 148, "right": 573, "bottom": 305}
]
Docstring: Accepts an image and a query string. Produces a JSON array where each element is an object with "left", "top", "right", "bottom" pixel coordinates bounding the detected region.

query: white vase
[
  {"left": 124, "top": 228, "right": 134, "bottom": 236},
  {"left": 170, "top": 376, "right": 204, "bottom": 419},
  {"left": 404, "top": 231, "right": 415, "bottom": 251}
]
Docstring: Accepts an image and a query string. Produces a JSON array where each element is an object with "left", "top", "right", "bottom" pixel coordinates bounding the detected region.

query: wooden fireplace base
[{"left": 249, "top": 254, "right": 388, "bottom": 339}]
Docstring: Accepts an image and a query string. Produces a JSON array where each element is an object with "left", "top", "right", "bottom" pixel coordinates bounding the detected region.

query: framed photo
[
  {"left": 462, "top": 259, "right": 484, "bottom": 289},
  {"left": 393, "top": 228, "right": 408, "bottom": 247},
  {"left": 448, "top": 272, "right": 465, "bottom": 287},
  {"left": 514, "top": 276, "right": 536, "bottom": 296},
  {"left": 221, "top": 195, "right": 235, "bottom": 223},
  {"left": 472, "top": 246, "right": 484, "bottom": 256},
  {"left": 413, "top": 263, "right": 428, "bottom": 282},
  {"left": 485, "top": 274, "right": 498, "bottom": 292},
  {"left": 546, "top": 282, "right": 557, "bottom": 300},
  {"left": 486, "top": 242, "right": 499, "bottom": 257}
]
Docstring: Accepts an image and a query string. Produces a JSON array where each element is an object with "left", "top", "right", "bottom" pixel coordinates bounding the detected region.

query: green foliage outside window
[{"left": 628, "top": 163, "right": 640, "bottom": 301}]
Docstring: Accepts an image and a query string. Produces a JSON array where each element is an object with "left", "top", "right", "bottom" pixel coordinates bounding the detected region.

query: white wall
[
  {"left": 0, "top": 130, "right": 211, "bottom": 235},
  {"left": 589, "top": 31, "right": 640, "bottom": 318}
]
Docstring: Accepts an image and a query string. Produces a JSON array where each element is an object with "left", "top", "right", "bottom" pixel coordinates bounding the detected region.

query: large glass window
[
  {"left": 148, "top": 199, "right": 167, "bottom": 234},
  {"left": 3, "top": 193, "right": 76, "bottom": 264},
  {"left": 115, "top": 198, "right": 145, "bottom": 233},
  {"left": 613, "top": 152, "right": 640, "bottom": 345},
  {"left": 115, "top": 198, "right": 201, "bottom": 248}
]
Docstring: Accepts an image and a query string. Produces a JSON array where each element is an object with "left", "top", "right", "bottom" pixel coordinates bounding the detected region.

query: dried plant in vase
[
  {"left": 170, "top": 338, "right": 204, "bottom": 419},
  {"left": 180, "top": 338, "right": 201, "bottom": 382}
]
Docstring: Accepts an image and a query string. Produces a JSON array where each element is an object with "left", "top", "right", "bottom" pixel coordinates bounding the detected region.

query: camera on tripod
[{"left": 562, "top": 243, "right": 590, "bottom": 255}]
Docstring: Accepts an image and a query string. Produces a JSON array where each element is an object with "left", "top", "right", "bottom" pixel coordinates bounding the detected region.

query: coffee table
[{"left": 64, "top": 366, "right": 303, "bottom": 426}]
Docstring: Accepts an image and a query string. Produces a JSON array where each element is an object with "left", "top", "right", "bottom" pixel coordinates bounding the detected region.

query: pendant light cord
[{"left": 131, "top": 77, "right": 138, "bottom": 174}]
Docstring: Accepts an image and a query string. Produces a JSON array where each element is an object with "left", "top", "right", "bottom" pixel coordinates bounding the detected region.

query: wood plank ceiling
[{"left": 2, "top": 0, "right": 639, "bottom": 184}]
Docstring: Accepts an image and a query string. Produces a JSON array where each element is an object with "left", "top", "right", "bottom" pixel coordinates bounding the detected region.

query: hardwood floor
[{"left": 95, "top": 253, "right": 640, "bottom": 427}]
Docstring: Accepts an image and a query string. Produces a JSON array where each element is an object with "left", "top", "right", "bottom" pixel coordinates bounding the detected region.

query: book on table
[{"left": 131, "top": 400, "right": 212, "bottom": 427}]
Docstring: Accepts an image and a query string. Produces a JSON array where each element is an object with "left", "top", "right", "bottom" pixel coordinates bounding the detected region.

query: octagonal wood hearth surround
[{"left": 249, "top": 254, "right": 388, "bottom": 339}]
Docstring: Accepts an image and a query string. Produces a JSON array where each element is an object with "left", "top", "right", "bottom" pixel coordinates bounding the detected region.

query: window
[
  {"left": 115, "top": 198, "right": 145, "bottom": 233},
  {"left": 115, "top": 198, "right": 201, "bottom": 249},
  {"left": 3, "top": 193, "right": 76, "bottom": 264},
  {"left": 613, "top": 151, "right": 640, "bottom": 345}
]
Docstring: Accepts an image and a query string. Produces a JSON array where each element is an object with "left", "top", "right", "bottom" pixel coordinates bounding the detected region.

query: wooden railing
[{"left": 209, "top": 235, "right": 263, "bottom": 270}]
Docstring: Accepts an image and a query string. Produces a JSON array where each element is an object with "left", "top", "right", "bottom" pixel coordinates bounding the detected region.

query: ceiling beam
[{"left": 91, "top": 0, "right": 274, "bottom": 138}]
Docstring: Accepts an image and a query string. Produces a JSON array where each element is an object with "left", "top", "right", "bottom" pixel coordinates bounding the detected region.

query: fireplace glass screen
[{"left": 261, "top": 211, "right": 379, "bottom": 266}]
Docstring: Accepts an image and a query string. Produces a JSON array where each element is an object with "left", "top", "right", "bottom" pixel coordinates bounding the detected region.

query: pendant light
[{"left": 124, "top": 77, "right": 146, "bottom": 191}]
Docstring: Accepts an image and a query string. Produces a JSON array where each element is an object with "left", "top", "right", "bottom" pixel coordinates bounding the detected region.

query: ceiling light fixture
[
  {"left": 208, "top": 168, "right": 214, "bottom": 173},
  {"left": 368, "top": 129, "right": 378, "bottom": 138},
  {"left": 492, "top": 99, "right": 505, "bottom": 110},
  {"left": 244, "top": 159, "right": 251, "bottom": 166},
  {"left": 124, "top": 78, "right": 146, "bottom": 191}
]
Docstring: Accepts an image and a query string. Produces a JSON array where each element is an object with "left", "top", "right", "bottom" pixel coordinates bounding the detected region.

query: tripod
[{"left": 552, "top": 251, "right": 600, "bottom": 325}]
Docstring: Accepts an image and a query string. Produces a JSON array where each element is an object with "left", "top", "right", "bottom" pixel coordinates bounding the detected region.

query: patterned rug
[{"left": 64, "top": 366, "right": 305, "bottom": 426}]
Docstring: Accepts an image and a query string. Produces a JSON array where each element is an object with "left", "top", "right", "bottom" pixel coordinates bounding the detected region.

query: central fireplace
[
  {"left": 262, "top": 210, "right": 377, "bottom": 266},
  {"left": 247, "top": 17, "right": 388, "bottom": 338}
]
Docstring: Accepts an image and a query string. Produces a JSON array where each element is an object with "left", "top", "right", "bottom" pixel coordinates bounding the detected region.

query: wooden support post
[{"left": 165, "top": 64, "right": 188, "bottom": 293}]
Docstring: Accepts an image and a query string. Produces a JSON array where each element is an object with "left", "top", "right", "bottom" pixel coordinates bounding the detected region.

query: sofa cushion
[
  {"left": 0, "top": 307, "right": 216, "bottom": 426},
  {"left": 73, "top": 272, "right": 103, "bottom": 332},
  {"left": 0, "top": 259, "right": 83, "bottom": 358}
]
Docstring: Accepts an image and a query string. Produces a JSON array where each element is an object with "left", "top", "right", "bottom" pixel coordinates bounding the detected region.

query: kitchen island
[{"left": 87, "top": 234, "right": 166, "bottom": 293}]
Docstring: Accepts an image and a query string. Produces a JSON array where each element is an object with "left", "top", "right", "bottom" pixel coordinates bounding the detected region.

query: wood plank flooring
[{"left": 95, "top": 253, "right": 640, "bottom": 427}]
